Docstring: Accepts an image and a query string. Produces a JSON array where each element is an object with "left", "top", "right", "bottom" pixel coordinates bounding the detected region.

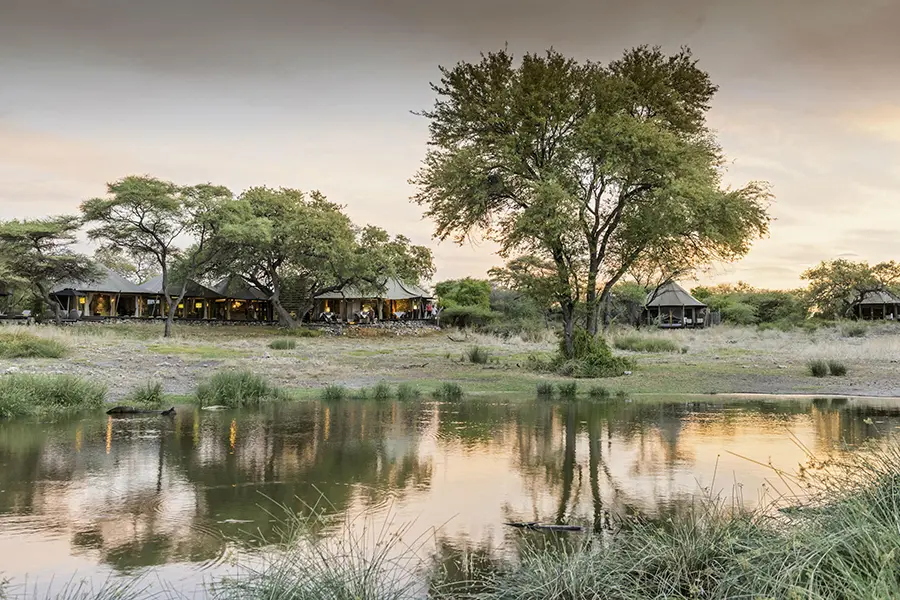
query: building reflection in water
[{"left": 0, "top": 395, "right": 898, "bottom": 583}]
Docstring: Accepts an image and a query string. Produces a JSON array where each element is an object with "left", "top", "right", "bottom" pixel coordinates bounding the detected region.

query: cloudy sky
[{"left": 2, "top": 0, "right": 898, "bottom": 288}]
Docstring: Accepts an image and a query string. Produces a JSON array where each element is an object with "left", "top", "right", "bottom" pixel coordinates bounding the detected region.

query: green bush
[
  {"left": 372, "top": 380, "right": 393, "bottom": 401},
  {"left": 614, "top": 334, "right": 680, "bottom": 353},
  {"left": 0, "top": 331, "right": 69, "bottom": 358},
  {"left": 536, "top": 382, "right": 555, "bottom": 399},
  {"left": 841, "top": 323, "right": 867, "bottom": 338},
  {"left": 557, "top": 382, "right": 578, "bottom": 399},
  {"left": 719, "top": 301, "right": 758, "bottom": 325},
  {"left": 396, "top": 383, "right": 421, "bottom": 401},
  {"left": 281, "top": 328, "right": 324, "bottom": 338},
  {"left": 323, "top": 385, "right": 348, "bottom": 401},
  {"left": 440, "top": 305, "right": 498, "bottom": 328},
  {"left": 0, "top": 374, "right": 106, "bottom": 419},
  {"left": 269, "top": 338, "right": 297, "bottom": 350},
  {"left": 589, "top": 386, "right": 611, "bottom": 400},
  {"left": 466, "top": 345, "right": 491, "bottom": 364},
  {"left": 808, "top": 359, "right": 829, "bottom": 377},
  {"left": 555, "top": 329, "right": 633, "bottom": 378},
  {"left": 196, "top": 370, "right": 286, "bottom": 408},
  {"left": 433, "top": 382, "right": 464, "bottom": 401},
  {"left": 125, "top": 381, "right": 164, "bottom": 407},
  {"left": 828, "top": 360, "right": 848, "bottom": 376}
]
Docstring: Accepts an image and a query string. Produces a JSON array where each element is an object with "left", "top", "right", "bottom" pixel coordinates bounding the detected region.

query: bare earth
[{"left": 2, "top": 322, "right": 900, "bottom": 401}]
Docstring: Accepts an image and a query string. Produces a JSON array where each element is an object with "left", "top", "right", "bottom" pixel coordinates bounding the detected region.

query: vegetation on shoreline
[
  {"left": 0, "top": 330, "right": 69, "bottom": 359},
  {"left": 0, "top": 374, "right": 106, "bottom": 419},
  {"left": 195, "top": 370, "right": 287, "bottom": 408}
]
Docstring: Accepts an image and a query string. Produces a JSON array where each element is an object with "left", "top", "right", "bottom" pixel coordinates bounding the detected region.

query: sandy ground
[{"left": 2, "top": 321, "right": 900, "bottom": 401}]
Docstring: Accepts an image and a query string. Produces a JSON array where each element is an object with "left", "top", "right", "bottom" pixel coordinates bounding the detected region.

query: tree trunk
[
  {"left": 585, "top": 260, "right": 600, "bottom": 336},
  {"left": 36, "top": 283, "right": 62, "bottom": 325},
  {"left": 270, "top": 287, "right": 300, "bottom": 327},
  {"left": 160, "top": 264, "right": 172, "bottom": 338},
  {"left": 165, "top": 281, "right": 189, "bottom": 337},
  {"left": 561, "top": 301, "right": 576, "bottom": 359}
]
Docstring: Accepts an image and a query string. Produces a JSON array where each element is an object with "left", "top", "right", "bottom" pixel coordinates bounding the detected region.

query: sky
[{"left": 1, "top": 0, "right": 898, "bottom": 289}]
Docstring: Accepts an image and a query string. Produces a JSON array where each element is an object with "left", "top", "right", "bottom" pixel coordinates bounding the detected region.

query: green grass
[
  {"left": 396, "top": 383, "right": 421, "bottom": 401},
  {"left": 613, "top": 334, "right": 681, "bottom": 353},
  {"left": 195, "top": 370, "right": 286, "bottom": 408},
  {"left": 322, "top": 385, "right": 349, "bottom": 401},
  {"left": 280, "top": 327, "right": 325, "bottom": 338},
  {"left": 269, "top": 338, "right": 297, "bottom": 350},
  {"left": 536, "top": 382, "right": 555, "bottom": 399},
  {"left": 0, "top": 374, "right": 106, "bottom": 419},
  {"left": 589, "top": 385, "right": 611, "bottom": 400},
  {"left": 147, "top": 344, "right": 245, "bottom": 359},
  {"left": 808, "top": 359, "right": 829, "bottom": 378},
  {"left": 465, "top": 345, "right": 492, "bottom": 364},
  {"left": 433, "top": 382, "right": 464, "bottom": 401},
  {"left": 557, "top": 382, "right": 578, "bottom": 399},
  {"left": 372, "top": 380, "right": 393, "bottom": 401},
  {"left": 828, "top": 360, "right": 849, "bottom": 376},
  {"left": 0, "top": 331, "right": 69, "bottom": 358},
  {"left": 347, "top": 349, "right": 394, "bottom": 357},
  {"left": 124, "top": 380, "right": 165, "bottom": 407}
]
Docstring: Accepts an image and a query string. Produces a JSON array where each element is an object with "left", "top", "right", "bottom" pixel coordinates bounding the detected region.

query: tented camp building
[
  {"left": 50, "top": 266, "right": 153, "bottom": 319},
  {"left": 142, "top": 275, "right": 274, "bottom": 321},
  {"left": 645, "top": 281, "right": 708, "bottom": 329},
  {"left": 852, "top": 290, "right": 900, "bottom": 321},
  {"left": 312, "top": 279, "right": 434, "bottom": 322}
]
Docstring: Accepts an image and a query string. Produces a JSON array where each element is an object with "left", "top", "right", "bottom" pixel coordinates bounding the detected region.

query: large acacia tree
[
  {"left": 210, "top": 187, "right": 433, "bottom": 326},
  {"left": 0, "top": 216, "right": 99, "bottom": 323},
  {"left": 412, "top": 46, "right": 771, "bottom": 355},
  {"left": 802, "top": 259, "right": 900, "bottom": 318}
]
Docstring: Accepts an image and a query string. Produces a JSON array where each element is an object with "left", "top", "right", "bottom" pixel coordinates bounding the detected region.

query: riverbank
[{"left": 1, "top": 321, "right": 900, "bottom": 402}]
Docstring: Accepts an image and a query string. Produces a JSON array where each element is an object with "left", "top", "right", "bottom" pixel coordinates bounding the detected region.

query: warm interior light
[
  {"left": 79, "top": 297, "right": 85, "bottom": 305},
  {"left": 195, "top": 302, "right": 203, "bottom": 308},
  {"left": 178, "top": 303, "right": 184, "bottom": 309}
]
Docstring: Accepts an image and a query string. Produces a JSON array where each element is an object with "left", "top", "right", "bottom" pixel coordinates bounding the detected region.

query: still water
[{"left": 1, "top": 395, "right": 898, "bottom": 594}]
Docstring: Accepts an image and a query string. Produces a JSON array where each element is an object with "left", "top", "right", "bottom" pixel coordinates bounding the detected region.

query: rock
[{"left": 5, "top": 366, "right": 20, "bottom": 373}]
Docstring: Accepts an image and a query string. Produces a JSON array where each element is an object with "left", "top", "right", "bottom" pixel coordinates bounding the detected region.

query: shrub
[
  {"left": 125, "top": 381, "right": 164, "bottom": 407},
  {"left": 536, "top": 382, "right": 555, "bottom": 399},
  {"left": 0, "top": 374, "right": 106, "bottom": 419},
  {"left": 613, "top": 334, "right": 680, "bottom": 353},
  {"left": 281, "top": 328, "right": 324, "bottom": 338},
  {"left": 433, "top": 382, "right": 464, "bottom": 401},
  {"left": 841, "top": 322, "right": 867, "bottom": 338},
  {"left": 196, "top": 370, "right": 286, "bottom": 408},
  {"left": 555, "top": 329, "right": 633, "bottom": 379},
  {"left": 372, "top": 380, "right": 393, "bottom": 401},
  {"left": 440, "top": 305, "right": 498, "bottom": 328},
  {"left": 557, "top": 382, "right": 578, "bottom": 399},
  {"left": 589, "top": 386, "right": 610, "bottom": 400},
  {"left": 269, "top": 339, "right": 297, "bottom": 350},
  {"left": 0, "top": 331, "right": 69, "bottom": 358},
  {"left": 808, "top": 359, "right": 829, "bottom": 378},
  {"left": 396, "top": 383, "right": 421, "bottom": 401},
  {"left": 322, "top": 385, "right": 348, "bottom": 401},
  {"left": 828, "top": 360, "right": 849, "bottom": 376},
  {"left": 466, "top": 345, "right": 491, "bottom": 364}
]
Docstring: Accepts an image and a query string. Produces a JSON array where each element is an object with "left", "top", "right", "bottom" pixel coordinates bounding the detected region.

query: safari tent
[
  {"left": 313, "top": 278, "right": 434, "bottom": 322},
  {"left": 645, "top": 281, "right": 708, "bottom": 329},
  {"left": 853, "top": 289, "right": 900, "bottom": 321}
]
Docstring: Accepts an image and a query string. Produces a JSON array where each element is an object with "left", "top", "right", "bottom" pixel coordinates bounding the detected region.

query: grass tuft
[
  {"left": 841, "top": 322, "right": 867, "bottom": 338},
  {"left": 0, "top": 374, "right": 106, "bottom": 419},
  {"left": 396, "top": 383, "right": 421, "bottom": 401},
  {"left": 589, "top": 385, "right": 611, "bottom": 400},
  {"left": 536, "top": 382, "right": 555, "bottom": 399},
  {"left": 828, "top": 360, "right": 849, "bottom": 376},
  {"left": 124, "top": 380, "right": 165, "bottom": 408},
  {"left": 433, "top": 382, "right": 464, "bottom": 401},
  {"left": 323, "top": 385, "right": 349, "bottom": 401},
  {"left": 808, "top": 359, "right": 829, "bottom": 378},
  {"left": 281, "top": 328, "right": 324, "bottom": 338},
  {"left": 0, "top": 330, "right": 69, "bottom": 358},
  {"left": 372, "top": 380, "right": 393, "bottom": 401},
  {"left": 269, "top": 338, "right": 297, "bottom": 350},
  {"left": 557, "top": 382, "right": 578, "bottom": 399},
  {"left": 613, "top": 334, "right": 681, "bottom": 353},
  {"left": 465, "top": 345, "right": 492, "bottom": 364},
  {"left": 195, "top": 370, "right": 286, "bottom": 408}
]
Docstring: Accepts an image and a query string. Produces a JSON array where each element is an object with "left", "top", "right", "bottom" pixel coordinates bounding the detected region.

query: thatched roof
[
  {"left": 855, "top": 289, "right": 900, "bottom": 305},
  {"left": 316, "top": 278, "right": 432, "bottom": 300},
  {"left": 212, "top": 277, "right": 269, "bottom": 301},
  {"left": 646, "top": 281, "right": 706, "bottom": 308},
  {"left": 52, "top": 265, "right": 148, "bottom": 295},
  {"left": 143, "top": 275, "right": 223, "bottom": 299}
]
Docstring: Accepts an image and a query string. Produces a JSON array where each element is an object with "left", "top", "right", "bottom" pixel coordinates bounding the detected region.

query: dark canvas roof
[
  {"left": 646, "top": 281, "right": 706, "bottom": 308},
  {"left": 212, "top": 277, "right": 269, "bottom": 301},
  {"left": 143, "top": 275, "right": 223, "bottom": 299},
  {"left": 52, "top": 265, "right": 149, "bottom": 295},
  {"left": 856, "top": 289, "right": 900, "bottom": 305},
  {"left": 316, "top": 278, "right": 432, "bottom": 300}
]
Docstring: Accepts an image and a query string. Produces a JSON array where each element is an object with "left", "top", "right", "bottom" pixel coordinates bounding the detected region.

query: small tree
[
  {"left": 802, "top": 259, "right": 900, "bottom": 319},
  {"left": 0, "top": 216, "right": 99, "bottom": 323}
]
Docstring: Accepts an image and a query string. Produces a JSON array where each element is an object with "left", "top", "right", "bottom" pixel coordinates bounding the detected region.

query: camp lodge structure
[
  {"left": 852, "top": 289, "right": 900, "bottom": 321},
  {"left": 645, "top": 281, "right": 708, "bottom": 329},
  {"left": 45, "top": 268, "right": 433, "bottom": 324}
]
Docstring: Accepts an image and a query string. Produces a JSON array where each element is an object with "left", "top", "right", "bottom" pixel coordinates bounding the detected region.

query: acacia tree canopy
[
  {"left": 412, "top": 45, "right": 771, "bottom": 354},
  {"left": 802, "top": 259, "right": 900, "bottom": 318},
  {"left": 0, "top": 216, "right": 99, "bottom": 322}
]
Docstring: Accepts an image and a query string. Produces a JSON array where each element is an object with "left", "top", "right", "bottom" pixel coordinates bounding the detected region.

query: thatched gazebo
[
  {"left": 853, "top": 290, "right": 900, "bottom": 321},
  {"left": 645, "top": 281, "right": 707, "bottom": 329}
]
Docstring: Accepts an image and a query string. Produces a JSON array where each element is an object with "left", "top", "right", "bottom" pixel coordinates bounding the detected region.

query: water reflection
[{"left": 0, "top": 395, "right": 899, "bottom": 584}]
